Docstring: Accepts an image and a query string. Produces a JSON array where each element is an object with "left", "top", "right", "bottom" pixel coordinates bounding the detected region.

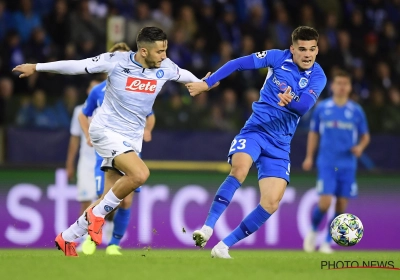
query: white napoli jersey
[
  {"left": 84, "top": 51, "right": 181, "bottom": 139},
  {"left": 70, "top": 104, "right": 96, "bottom": 162}
]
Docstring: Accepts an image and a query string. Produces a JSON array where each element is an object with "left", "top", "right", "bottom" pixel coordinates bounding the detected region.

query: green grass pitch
[{"left": 1, "top": 249, "right": 399, "bottom": 280}]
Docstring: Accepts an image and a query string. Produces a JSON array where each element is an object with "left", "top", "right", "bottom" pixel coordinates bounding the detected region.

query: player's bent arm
[
  {"left": 285, "top": 93, "right": 316, "bottom": 116},
  {"left": 78, "top": 111, "right": 90, "bottom": 141},
  {"left": 145, "top": 113, "right": 156, "bottom": 132},
  {"left": 204, "top": 55, "right": 256, "bottom": 88},
  {"left": 305, "top": 131, "right": 319, "bottom": 160},
  {"left": 65, "top": 135, "right": 80, "bottom": 179},
  {"left": 358, "top": 133, "right": 370, "bottom": 151}
]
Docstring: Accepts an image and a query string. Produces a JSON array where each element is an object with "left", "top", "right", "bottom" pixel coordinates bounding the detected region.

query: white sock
[
  {"left": 92, "top": 189, "right": 122, "bottom": 218},
  {"left": 62, "top": 213, "right": 88, "bottom": 242},
  {"left": 201, "top": 225, "right": 213, "bottom": 237},
  {"left": 216, "top": 241, "right": 229, "bottom": 249}
]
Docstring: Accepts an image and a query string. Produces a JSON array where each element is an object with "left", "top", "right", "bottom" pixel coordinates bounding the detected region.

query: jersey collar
[{"left": 130, "top": 52, "right": 143, "bottom": 67}]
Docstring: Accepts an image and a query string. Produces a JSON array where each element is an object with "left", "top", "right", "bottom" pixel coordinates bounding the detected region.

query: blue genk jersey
[
  {"left": 244, "top": 49, "right": 327, "bottom": 153},
  {"left": 310, "top": 98, "right": 369, "bottom": 169},
  {"left": 82, "top": 80, "right": 107, "bottom": 117}
]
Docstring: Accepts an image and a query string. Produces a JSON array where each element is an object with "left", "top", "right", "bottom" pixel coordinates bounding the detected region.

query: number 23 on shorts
[{"left": 229, "top": 139, "right": 247, "bottom": 152}]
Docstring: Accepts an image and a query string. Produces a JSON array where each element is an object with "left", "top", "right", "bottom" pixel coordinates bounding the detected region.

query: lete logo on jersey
[{"left": 125, "top": 77, "right": 157, "bottom": 94}]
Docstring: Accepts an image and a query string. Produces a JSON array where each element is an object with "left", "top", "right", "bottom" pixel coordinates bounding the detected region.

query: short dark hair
[
  {"left": 332, "top": 69, "right": 351, "bottom": 81},
  {"left": 136, "top": 27, "right": 167, "bottom": 48},
  {"left": 291, "top": 26, "right": 319, "bottom": 44}
]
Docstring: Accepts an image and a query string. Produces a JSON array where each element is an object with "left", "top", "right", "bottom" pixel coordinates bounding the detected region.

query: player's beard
[{"left": 145, "top": 57, "right": 160, "bottom": 69}]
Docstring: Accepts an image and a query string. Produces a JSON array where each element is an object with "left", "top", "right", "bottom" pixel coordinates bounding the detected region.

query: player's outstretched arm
[
  {"left": 186, "top": 55, "right": 257, "bottom": 96},
  {"left": 12, "top": 54, "right": 116, "bottom": 78}
]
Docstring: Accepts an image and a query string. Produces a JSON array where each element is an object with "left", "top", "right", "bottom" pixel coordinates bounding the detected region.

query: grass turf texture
[{"left": 1, "top": 250, "right": 399, "bottom": 280}]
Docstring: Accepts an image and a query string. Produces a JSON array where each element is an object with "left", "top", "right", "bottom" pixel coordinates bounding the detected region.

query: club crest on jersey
[
  {"left": 255, "top": 51, "right": 267, "bottom": 59},
  {"left": 156, "top": 69, "right": 164, "bottom": 78},
  {"left": 125, "top": 77, "right": 157, "bottom": 94},
  {"left": 299, "top": 77, "right": 308, "bottom": 88}
]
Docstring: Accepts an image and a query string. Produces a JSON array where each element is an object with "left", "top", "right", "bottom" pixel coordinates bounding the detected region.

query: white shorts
[
  {"left": 76, "top": 157, "right": 97, "bottom": 202},
  {"left": 89, "top": 124, "right": 142, "bottom": 172}
]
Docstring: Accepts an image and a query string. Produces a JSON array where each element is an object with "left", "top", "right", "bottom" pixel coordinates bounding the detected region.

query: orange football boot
[
  {"left": 86, "top": 208, "right": 105, "bottom": 245},
  {"left": 55, "top": 233, "right": 78, "bottom": 257}
]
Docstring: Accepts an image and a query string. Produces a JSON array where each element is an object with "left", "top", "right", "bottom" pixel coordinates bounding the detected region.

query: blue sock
[
  {"left": 204, "top": 176, "right": 241, "bottom": 229},
  {"left": 311, "top": 205, "right": 326, "bottom": 231},
  {"left": 109, "top": 207, "right": 131, "bottom": 246},
  {"left": 326, "top": 212, "right": 341, "bottom": 243},
  {"left": 222, "top": 204, "right": 271, "bottom": 247}
]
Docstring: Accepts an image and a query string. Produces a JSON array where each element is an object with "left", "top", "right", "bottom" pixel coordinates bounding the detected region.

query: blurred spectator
[
  {"left": 379, "top": 20, "right": 397, "bottom": 54},
  {"left": 53, "top": 85, "right": 78, "bottom": 128},
  {"left": 269, "top": 2, "right": 291, "bottom": 49},
  {"left": 25, "top": 27, "right": 51, "bottom": 62},
  {"left": 1, "top": 30, "right": 24, "bottom": 73},
  {"left": 216, "top": 5, "right": 241, "bottom": 55},
  {"left": 125, "top": 1, "right": 159, "bottom": 47},
  {"left": 364, "top": 87, "right": 386, "bottom": 133},
  {"left": 156, "top": 93, "right": 191, "bottom": 130},
  {"left": 337, "top": 30, "right": 354, "bottom": 69},
  {"left": 167, "top": 28, "right": 192, "bottom": 69},
  {"left": 243, "top": 88, "right": 259, "bottom": 121},
  {"left": 15, "top": 89, "right": 58, "bottom": 128},
  {"left": 0, "top": 77, "right": 13, "bottom": 125},
  {"left": 352, "top": 64, "right": 370, "bottom": 101},
  {"left": 323, "top": 12, "right": 339, "bottom": 49},
  {"left": 188, "top": 92, "right": 210, "bottom": 130},
  {"left": 383, "top": 86, "right": 400, "bottom": 133},
  {"left": 299, "top": 4, "right": 316, "bottom": 28},
  {"left": 197, "top": 1, "right": 219, "bottom": 53},
  {"left": 375, "top": 61, "right": 393, "bottom": 90},
  {"left": 240, "top": 1, "right": 268, "bottom": 47},
  {"left": 220, "top": 88, "right": 242, "bottom": 130},
  {"left": 70, "top": 0, "right": 105, "bottom": 53},
  {"left": 364, "top": 0, "right": 387, "bottom": 32},
  {"left": 12, "top": 0, "right": 41, "bottom": 43},
  {"left": 174, "top": 5, "right": 197, "bottom": 43},
  {"left": 0, "top": 0, "right": 13, "bottom": 42},
  {"left": 190, "top": 36, "right": 210, "bottom": 77},
  {"left": 152, "top": 0, "right": 174, "bottom": 36},
  {"left": 43, "top": 0, "right": 70, "bottom": 49}
]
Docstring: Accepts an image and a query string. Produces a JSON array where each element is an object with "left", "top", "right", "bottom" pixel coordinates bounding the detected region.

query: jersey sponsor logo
[
  {"left": 255, "top": 51, "right": 267, "bottom": 58},
  {"left": 156, "top": 69, "right": 164, "bottom": 78},
  {"left": 92, "top": 55, "right": 100, "bottom": 62},
  {"left": 125, "top": 77, "right": 157, "bottom": 94},
  {"left": 272, "top": 76, "right": 300, "bottom": 101},
  {"left": 324, "top": 120, "right": 354, "bottom": 130},
  {"left": 299, "top": 77, "right": 308, "bottom": 88}
]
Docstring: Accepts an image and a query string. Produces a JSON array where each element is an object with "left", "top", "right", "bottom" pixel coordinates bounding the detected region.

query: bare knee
[
  {"left": 318, "top": 195, "right": 333, "bottom": 212},
  {"left": 127, "top": 167, "right": 149, "bottom": 188},
  {"left": 229, "top": 165, "right": 249, "bottom": 183},
  {"left": 260, "top": 195, "right": 281, "bottom": 214}
]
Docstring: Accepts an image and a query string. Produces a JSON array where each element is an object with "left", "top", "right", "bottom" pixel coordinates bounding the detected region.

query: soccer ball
[{"left": 330, "top": 213, "right": 364, "bottom": 246}]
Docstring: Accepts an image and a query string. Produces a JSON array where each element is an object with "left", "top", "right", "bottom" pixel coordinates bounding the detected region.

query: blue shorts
[
  {"left": 227, "top": 131, "right": 290, "bottom": 183},
  {"left": 316, "top": 166, "right": 357, "bottom": 198},
  {"left": 95, "top": 152, "right": 142, "bottom": 197}
]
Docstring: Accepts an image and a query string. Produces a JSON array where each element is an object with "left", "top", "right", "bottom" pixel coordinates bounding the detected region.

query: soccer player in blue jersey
[
  {"left": 302, "top": 70, "right": 370, "bottom": 254},
  {"left": 186, "top": 26, "right": 327, "bottom": 258},
  {"left": 77, "top": 42, "right": 156, "bottom": 256}
]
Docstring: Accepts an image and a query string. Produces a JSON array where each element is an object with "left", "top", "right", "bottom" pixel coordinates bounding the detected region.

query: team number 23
[{"left": 229, "top": 139, "right": 247, "bottom": 152}]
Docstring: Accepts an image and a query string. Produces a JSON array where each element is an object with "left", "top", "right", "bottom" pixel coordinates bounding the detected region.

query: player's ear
[
  {"left": 290, "top": 45, "right": 294, "bottom": 54},
  {"left": 139, "top": 47, "right": 148, "bottom": 58}
]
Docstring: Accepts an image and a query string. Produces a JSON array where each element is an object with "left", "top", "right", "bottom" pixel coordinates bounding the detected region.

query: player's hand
[
  {"left": 86, "top": 136, "right": 93, "bottom": 147},
  {"left": 186, "top": 81, "right": 209, "bottom": 97},
  {"left": 277, "top": 86, "right": 293, "bottom": 106},
  {"left": 302, "top": 157, "right": 313, "bottom": 171},
  {"left": 66, "top": 164, "right": 75, "bottom": 181},
  {"left": 143, "top": 129, "right": 152, "bottom": 142},
  {"left": 351, "top": 145, "right": 363, "bottom": 158},
  {"left": 201, "top": 72, "right": 220, "bottom": 91},
  {"left": 12, "top": 64, "right": 37, "bottom": 78}
]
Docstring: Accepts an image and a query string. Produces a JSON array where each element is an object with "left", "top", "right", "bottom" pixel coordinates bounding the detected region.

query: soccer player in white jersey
[
  {"left": 66, "top": 79, "right": 100, "bottom": 215},
  {"left": 13, "top": 27, "right": 216, "bottom": 257},
  {"left": 65, "top": 79, "right": 100, "bottom": 251}
]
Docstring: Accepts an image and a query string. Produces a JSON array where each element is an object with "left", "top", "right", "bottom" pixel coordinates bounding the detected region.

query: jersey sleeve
[
  {"left": 70, "top": 106, "right": 82, "bottom": 136},
  {"left": 84, "top": 52, "right": 120, "bottom": 74},
  {"left": 146, "top": 110, "right": 154, "bottom": 117},
  {"left": 251, "top": 49, "right": 285, "bottom": 69},
  {"left": 356, "top": 106, "right": 369, "bottom": 135},
  {"left": 305, "top": 70, "right": 327, "bottom": 103},
  {"left": 309, "top": 104, "right": 321, "bottom": 132}
]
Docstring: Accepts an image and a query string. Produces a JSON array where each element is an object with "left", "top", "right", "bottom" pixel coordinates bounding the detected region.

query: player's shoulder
[
  {"left": 346, "top": 100, "right": 365, "bottom": 113},
  {"left": 311, "top": 62, "right": 327, "bottom": 81},
  {"left": 316, "top": 98, "right": 334, "bottom": 109},
  {"left": 91, "top": 80, "right": 107, "bottom": 93},
  {"left": 160, "top": 58, "right": 178, "bottom": 69}
]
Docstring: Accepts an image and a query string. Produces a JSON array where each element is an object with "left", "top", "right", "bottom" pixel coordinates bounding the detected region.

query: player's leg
[
  {"left": 303, "top": 167, "right": 336, "bottom": 253},
  {"left": 87, "top": 151, "right": 149, "bottom": 244},
  {"left": 320, "top": 169, "right": 356, "bottom": 253},
  {"left": 193, "top": 135, "right": 261, "bottom": 248},
  {"left": 211, "top": 155, "right": 289, "bottom": 259}
]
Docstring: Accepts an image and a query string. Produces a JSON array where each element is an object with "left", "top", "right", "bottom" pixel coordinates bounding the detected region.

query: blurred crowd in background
[{"left": 0, "top": 0, "right": 400, "bottom": 134}]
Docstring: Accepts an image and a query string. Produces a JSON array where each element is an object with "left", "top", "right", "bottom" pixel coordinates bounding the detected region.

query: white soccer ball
[{"left": 330, "top": 213, "right": 364, "bottom": 246}]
